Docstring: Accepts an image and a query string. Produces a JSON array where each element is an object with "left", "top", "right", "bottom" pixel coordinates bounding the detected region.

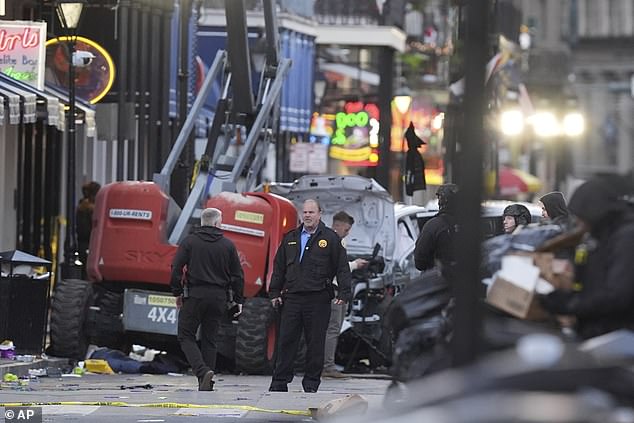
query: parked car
[{"left": 423, "top": 199, "right": 543, "bottom": 237}]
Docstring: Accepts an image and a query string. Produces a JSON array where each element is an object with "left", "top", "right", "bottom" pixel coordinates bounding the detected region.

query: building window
[{"left": 609, "top": 0, "right": 625, "bottom": 36}]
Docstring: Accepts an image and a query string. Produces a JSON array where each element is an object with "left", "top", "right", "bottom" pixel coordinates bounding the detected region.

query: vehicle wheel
[
  {"left": 47, "top": 279, "right": 93, "bottom": 360},
  {"left": 90, "top": 286, "right": 126, "bottom": 350},
  {"left": 235, "top": 297, "right": 276, "bottom": 375}
]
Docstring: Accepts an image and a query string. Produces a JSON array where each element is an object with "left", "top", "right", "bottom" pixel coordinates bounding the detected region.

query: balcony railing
[{"left": 313, "top": 0, "right": 381, "bottom": 25}]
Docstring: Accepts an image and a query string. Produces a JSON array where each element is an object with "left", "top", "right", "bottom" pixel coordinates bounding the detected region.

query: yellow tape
[{"left": 0, "top": 401, "right": 311, "bottom": 416}]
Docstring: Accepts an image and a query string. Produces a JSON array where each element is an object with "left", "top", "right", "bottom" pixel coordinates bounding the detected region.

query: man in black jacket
[
  {"left": 269, "top": 199, "right": 352, "bottom": 393},
  {"left": 171, "top": 207, "right": 244, "bottom": 391},
  {"left": 414, "top": 184, "right": 459, "bottom": 281},
  {"left": 540, "top": 175, "right": 634, "bottom": 339}
]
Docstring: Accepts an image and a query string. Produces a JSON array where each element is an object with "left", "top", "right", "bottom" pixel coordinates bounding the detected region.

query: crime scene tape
[{"left": 0, "top": 401, "right": 311, "bottom": 416}]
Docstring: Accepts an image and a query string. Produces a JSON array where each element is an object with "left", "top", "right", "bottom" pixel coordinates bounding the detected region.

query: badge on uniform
[
  {"left": 288, "top": 241, "right": 297, "bottom": 245},
  {"left": 318, "top": 239, "right": 327, "bottom": 248}
]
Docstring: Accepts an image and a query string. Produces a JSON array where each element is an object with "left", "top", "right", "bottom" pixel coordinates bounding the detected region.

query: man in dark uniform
[
  {"left": 171, "top": 207, "right": 244, "bottom": 391},
  {"left": 269, "top": 199, "right": 352, "bottom": 393},
  {"left": 414, "top": 184, "right": 459, "bottom": 281}
]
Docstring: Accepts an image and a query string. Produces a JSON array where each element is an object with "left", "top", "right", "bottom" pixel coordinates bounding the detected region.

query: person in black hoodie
[
  {"left": 171, "top": 207, "right": 244, "bottom": 391},
  {"left": 539, "top": 191, "right": 571, "bottom": 229},
  {"left": 540, "top": 175, "right": 634, "bottom": 339},
  {"left": 76, "top": 181, "right": 101, "bottom": 266},
  {"left": 414, "top": 184, "right": 459, "bottom": 281}
]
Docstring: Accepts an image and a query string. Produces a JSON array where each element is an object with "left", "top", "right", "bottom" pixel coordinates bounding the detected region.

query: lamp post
[
  {"left": 394, "top": 87, "right": 412, "bottom": 201},
  {"left": 56, "top": 0, "right": 86, "bottom": 279}
]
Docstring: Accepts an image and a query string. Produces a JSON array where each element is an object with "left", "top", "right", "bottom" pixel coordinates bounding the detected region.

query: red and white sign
[{"left": 0, "top": 21, "right": 46, "bottom": 89}]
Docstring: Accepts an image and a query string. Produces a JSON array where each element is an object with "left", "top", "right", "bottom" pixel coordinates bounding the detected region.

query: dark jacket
[
  {"left": 76, "top": 198, "right": 95, "bottom": 245},
  {"left": 269, "top": 221, "right": 352, "bottom": 302},
  {"left": 170, "top": 226, "right": 244, "bottom": 304},
  {"left": 540, "top": 177, "right": 634, "bottom": 338},
  {"left": 414, "top": 211, "right": 457, "bottom": 277}
]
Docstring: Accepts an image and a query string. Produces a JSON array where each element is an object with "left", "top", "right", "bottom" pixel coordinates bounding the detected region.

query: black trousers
[
  {"left": 177, "top": 293, "right": 225, "bottom": 379},
  {"left": 270, "top": 290, "right": 331, "bottom": 392}
]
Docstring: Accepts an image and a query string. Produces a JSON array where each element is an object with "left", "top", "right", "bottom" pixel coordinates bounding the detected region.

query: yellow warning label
[
  {"left": 148, "top": 295, "right": 177, "bottom": 307},
  {"left": 235, "top": 210, "right": 264, "bottom": 225}
]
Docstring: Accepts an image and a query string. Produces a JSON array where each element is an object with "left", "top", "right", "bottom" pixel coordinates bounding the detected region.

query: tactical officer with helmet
[
  {"left": 502, "top": 204, "right": 532, "bottom": 234},
  {"left": 269, "top": 199, "right": 352, "bottom": 393},
  {"left": 414, "top": 184, "right": 459, "bottom": 281}
]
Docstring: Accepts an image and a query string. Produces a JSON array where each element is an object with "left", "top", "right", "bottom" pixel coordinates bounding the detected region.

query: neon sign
[
  {"left": 46, "top": 36, "right": 115, "bottom": 104},
  {"left": 0, "top": 21, "right": 46, "bottom": 89},
  {"left": 309, "top": 112, "right": 335, "bottom": 145},
  {"left": 329, "top": 102, "right": 380, "bottom": 166}
]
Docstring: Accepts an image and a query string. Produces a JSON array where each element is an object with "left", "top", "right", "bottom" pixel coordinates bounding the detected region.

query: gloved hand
[
  {"left": 271, "top": 297, "right": 283, "bottom": 309},
  {"left": 538, "top": 290, "right": 575, "bottom": 315}
]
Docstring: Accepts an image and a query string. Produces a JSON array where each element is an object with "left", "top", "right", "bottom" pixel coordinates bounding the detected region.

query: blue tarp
[{"left": 196, "top": 26, "right": 315, "bottom": 134}]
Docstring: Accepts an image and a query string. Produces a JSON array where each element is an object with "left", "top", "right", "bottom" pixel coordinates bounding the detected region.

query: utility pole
[{"left": 452, "top": 0, "right": 489, "bottom": 368}]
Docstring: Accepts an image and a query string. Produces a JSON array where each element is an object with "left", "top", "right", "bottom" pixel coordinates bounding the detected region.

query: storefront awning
[
  {"left": 0, "top": 74, "right": 96, "bottom": 137},
  {"left": 44, "top": 84, "right": 96, "bottom": 138},
  {"left": 0, "top": 73, "right": 62, "bottom": 129},
  {"left": 0, "top": 81, "right": 20, "bottom": 124},
  {"left": 0, "top": 76, "right": 37, "bottom": 124},
  {"left": 320, "top": 62, "right": 380, "bottom": 86}
]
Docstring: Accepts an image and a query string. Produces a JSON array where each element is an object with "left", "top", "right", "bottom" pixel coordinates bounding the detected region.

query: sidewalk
[{"left": 0, "top": 356, "right": 69, "bottom": 378}]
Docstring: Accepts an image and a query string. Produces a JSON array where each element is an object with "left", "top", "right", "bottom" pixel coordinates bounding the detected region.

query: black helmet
[
  {"left": 437, "top": 184, "right": 459, "bottom": 212},
  {"left": 503, "top": 204, "right": 531, "bottom": 226}
]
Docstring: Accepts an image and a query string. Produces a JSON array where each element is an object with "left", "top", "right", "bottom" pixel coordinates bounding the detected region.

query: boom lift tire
[
  {"left": 48, "top": 278, "right": 93, "bottom": 360},
  {"left": 89, "top": 286, "right": 126, "bottom": 351},
  {"left": 235, "top": 297, "right": 276, "bottom": 374}
]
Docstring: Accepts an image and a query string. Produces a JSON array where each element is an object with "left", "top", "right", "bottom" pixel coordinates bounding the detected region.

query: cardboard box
[
  {"left": 486, "top": 275, "right": 549, "bottom": 320},
  {"left": 550, "top": 258, "right": 574, "bottom": 290},
  {"left": 511, "top": 252, "right": 574, "bottom": 291},
  {"left": 486, "top": 255, "right": 549, "bottom": 320}
]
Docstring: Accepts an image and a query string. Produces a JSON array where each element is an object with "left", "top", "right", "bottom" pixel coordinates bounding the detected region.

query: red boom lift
[{"left": 47, "top": 0, "right": 296, "bottom": 374}]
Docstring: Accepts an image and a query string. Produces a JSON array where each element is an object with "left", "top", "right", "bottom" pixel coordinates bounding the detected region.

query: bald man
[{"left": 268, "top": 199, "right": 352, "bottom": 393}]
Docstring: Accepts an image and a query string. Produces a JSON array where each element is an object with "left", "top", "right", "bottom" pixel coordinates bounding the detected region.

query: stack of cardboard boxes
[{"left": 486, "top": 252, "right": 574, "bottom": 320}]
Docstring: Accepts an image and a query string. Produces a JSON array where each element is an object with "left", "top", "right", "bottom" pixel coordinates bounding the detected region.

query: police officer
[
  {"left": 269, "top": 199, "right": 352, "bottom": 393},
  {"left": 171, "top": 208, "right": 244, "bottom": 391},
  {"left": 502, "top": 203, "right": 532, "bottom": 234},
  {"left": 414, "top": 184, "right": 459, "bottom": 280}
]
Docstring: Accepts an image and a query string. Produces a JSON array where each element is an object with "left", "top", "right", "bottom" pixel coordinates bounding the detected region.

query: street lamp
[
  {"left": 393, "top": 87, "right": 412, "bottom": 201},
  {"left": 562, "top": 111, "right": 585, "bottom": 137},
  {"left": 530, "top": 111, "right": 560, "bottom": 138},
  {"left": 394, "top": 88, "right": 412, "bottom": 116},
  {"left": 499, "top": 109, "right": 524, "bottom": 136},
  {"left": 56, "top": 0, "right": 86, "bottom": 278}
]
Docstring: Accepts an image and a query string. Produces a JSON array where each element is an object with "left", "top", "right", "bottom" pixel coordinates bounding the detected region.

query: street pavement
[{"left": 0, "top": 367, "right": 391, "bottom": 422}]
